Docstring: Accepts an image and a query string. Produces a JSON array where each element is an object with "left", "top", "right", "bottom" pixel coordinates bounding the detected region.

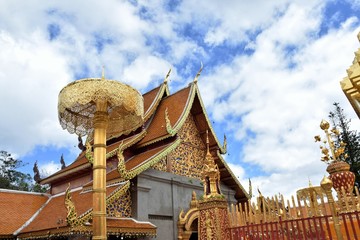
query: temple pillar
[{"left": 198, "top": 198, "right": 230, "bottom": 240}]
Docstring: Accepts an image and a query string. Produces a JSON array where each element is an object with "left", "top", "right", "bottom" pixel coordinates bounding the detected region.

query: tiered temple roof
[{"left": 0, "top": 80, "right": 249, "bottom": 239}]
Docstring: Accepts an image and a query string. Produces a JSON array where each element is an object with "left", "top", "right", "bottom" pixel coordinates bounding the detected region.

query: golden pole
[
  {"left": 320, "top": 176, "right": 343, "bottom": 240},
  {"left": 58, "top": 77, "right": 144, "bottom": 239},
  {"left": 92, "top": 100, "right": 108, "bottom": 240}
]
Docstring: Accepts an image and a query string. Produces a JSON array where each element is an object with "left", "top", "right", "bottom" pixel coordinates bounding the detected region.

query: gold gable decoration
[
  {"left": 152, "top": 155, "right": 167, "bottom": 172},
  {"left": 169, "top": 114, "right": 206, "bottom": 179}
]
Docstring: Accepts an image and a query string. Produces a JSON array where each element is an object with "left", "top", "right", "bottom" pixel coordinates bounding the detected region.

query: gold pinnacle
[
  {"left": 193, "top": 62, "right": 203, "bottom": 83},
  {"left": 164, "top": 68, "right": 171, "bottom": 83},
  {"left": 101, "top": 66, "right": 105, "bottom": 80}
]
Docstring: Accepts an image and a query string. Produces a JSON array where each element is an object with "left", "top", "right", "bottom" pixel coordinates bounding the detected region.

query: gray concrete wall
[{"left": 133, "top": 168, "right": 237, "bottom": 240}]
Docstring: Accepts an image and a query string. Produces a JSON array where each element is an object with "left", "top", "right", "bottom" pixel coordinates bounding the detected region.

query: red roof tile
[
  {"left": 138, "top": 86, "right": 192, "bottom": 146},
  {"left": 0, "top": 190, "right": 49, "bottom": 236}
]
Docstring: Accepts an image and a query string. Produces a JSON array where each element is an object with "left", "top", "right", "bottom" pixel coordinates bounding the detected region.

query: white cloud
[
  {"left": 40, "top": 161, "right": 61, "bottom": 177},
  {"left": 0, "top": 30, "right": 74, "bottom": 156},
  {"left": 123, "top": 55, "right": 172, "bottom": 89},
  {"left": 1, "top": 0, "right": 360, "bottom": 200}
]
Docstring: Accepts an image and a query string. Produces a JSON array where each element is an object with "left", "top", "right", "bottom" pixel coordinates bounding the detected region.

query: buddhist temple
[
  {"left": 340, "top": 32, "right": 360, "bottom": 118},
  {"left": 0, "top": 71, "right": 249, "bottom": 239}
]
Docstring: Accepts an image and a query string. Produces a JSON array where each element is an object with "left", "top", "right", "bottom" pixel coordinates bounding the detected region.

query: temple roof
[
  {"left": 3, "top": 79, "right": 250, "bottom": 238},
  {"left": 0, "top": 189, "right": 49, "bottom": 238},
  {"left": 15, "top": 182, "right": 155, "bottom": 239},
  {"left": 41, "top": 81, "right": 248, "bottom": 200},
  {"left": 19, "top": 185, "right": 119, "bottom": 234}
]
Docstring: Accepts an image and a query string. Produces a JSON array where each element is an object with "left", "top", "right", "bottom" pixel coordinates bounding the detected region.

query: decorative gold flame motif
[{"left": 315, "top": 119, "right": 347, "bottom": 163}]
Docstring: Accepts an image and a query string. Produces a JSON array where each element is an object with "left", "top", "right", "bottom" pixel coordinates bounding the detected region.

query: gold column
[
  {"left": 92, "top": 100, "right": 108, "bottom": 240},
  {"left": 320, "top": 176, "right": 343, "bottom": 240}
]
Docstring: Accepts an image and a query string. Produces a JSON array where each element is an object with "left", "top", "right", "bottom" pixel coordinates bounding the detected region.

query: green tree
[
  {"left": 329, "top": 102, "right": 360, "bottom": 189},
  {"left": 0, "top": 150, "right": 32, "bottom": 191}
]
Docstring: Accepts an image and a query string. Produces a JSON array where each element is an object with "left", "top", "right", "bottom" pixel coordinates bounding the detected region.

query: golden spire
[
  {"left": 202, "top": 129, "right": 222, "bottom": 198},
  {"left": 164, "top": 68, "right": 171, "bottom": 84},
  {"left": 193, "top": 62, "right": 203, "bottom": 83},
  {"left": 249, "top": 178, "right": 252, "bottom": 198},
  {"left": 101, "top": 66, "right": 105, "bottom": 80},
  {"left": 206, "top": 129, "right": 210, "bottom": 155}
]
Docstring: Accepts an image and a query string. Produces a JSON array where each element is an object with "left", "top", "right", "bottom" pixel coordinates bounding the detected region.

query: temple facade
[{"left": 0, "top": 76, "right": 249, "bottom": 239}]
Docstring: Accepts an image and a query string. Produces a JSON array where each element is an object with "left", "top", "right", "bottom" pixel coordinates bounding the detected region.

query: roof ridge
[
  {"left": 144, "top": 83, "right": 169, "bottom": 122},
  {"left": 0, "top": 189, "right": 50, "bottom": 196},
  {"left": 193, "top": 84, "right": 227, "bottom": 154}
]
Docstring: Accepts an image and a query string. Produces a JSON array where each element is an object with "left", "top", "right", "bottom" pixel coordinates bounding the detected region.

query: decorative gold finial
[
  {"left": 357, "top": 31, "right": 360, "bottom": 42},
  {"left": 320, "top": 119, "right": 330, "bottom": 130},
  {"left": 315, "top": 119, "right": 347, "bottom": 163},
  {"left": 249, "top": 179, "right": 252, "bottom": 198},
  {"left": 193, "top": 62, "right": 203, "bottom": 83},
  {"left": 222, "top": 134, "right": 227, "bottom": 153},
  {"left": 308, "top": 178, "right": 313, "bottom": 187},
  {"left": 164, "top": 68, "right": 171, "bottom": 84},
  {"left": 165, "top": 108, "right": 175, "bottom": 135},
  {"left": 320, "top": 175, "right": 333, "bottom": 190},
  {"left": 206, "top": 129, "right": 210, "bottom": 154},
  {"left": 101, "top": 66, "right": 105, "bottom": 80}
]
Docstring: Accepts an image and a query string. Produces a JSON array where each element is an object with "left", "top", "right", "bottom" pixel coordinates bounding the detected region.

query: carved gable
[{"left": 152, "top": 114, "right": 206, "bottom": 179}]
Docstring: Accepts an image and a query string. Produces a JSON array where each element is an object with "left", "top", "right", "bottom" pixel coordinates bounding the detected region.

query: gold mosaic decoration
[
  {"left": 107, "top": 189, "right": 131, "bottom": 217},
  {"left": 169, "top": 114, "right": 206, "bottom": 179},
  {"left": 152, "top": 155, "right": 167, "bottom": 171},
  {"left": 77, "top": 181, "right": 131, "bottom": 224}
]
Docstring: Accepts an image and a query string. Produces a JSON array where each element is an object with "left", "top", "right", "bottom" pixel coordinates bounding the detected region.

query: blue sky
[{"left": 0, "top": 0, "right": 360, "bottom": 197}]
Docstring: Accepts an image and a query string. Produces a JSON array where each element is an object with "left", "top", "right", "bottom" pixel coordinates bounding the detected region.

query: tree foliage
[
  {"left": 0, "top": 150, "right": 47, "bottom": 192},
  {"left": 329, "top": 103, "right": 360, "bottom": 189}
]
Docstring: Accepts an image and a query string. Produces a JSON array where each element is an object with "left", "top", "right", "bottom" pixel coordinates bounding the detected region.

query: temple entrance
[
  {"left": 189, "top": 232, "right": 198, "bottom": 240},
  {"left": 189, "top": 218, "right": 198, "bottom": 239},
  {"left": 178, "top": 211, "right": 199, "bottom": 240}
]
